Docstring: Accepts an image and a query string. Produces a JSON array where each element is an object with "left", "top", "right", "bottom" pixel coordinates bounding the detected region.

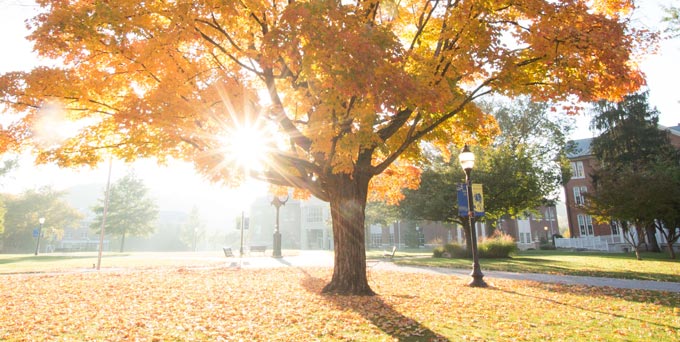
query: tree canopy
[
  {"left": 398, "top": 98, "right": 572, "bottom": 245},
  {"left": 0, "top": 0, "right": 651, "bottom": 294}
]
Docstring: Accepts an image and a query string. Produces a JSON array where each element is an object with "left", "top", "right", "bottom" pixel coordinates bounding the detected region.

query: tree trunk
[
  {"left": 120, "top": 231, "right": 126, "bottom": 253},
  {"left": 634, "top": 247, "right": 641, "bottom": 260},
  {"left": 668, "top": 243, "right": 676, "bottom": 259},
  {"left": 645, "top": 225, "right": 661, "bottom": 252},
  {"left": 322, "top": 174, "right": 374, "bottom": 296},
  {"left": 462, "top": 219, "right": 473, "bottom": 257}
]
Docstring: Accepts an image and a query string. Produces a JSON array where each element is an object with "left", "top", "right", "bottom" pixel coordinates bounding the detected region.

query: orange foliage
[
  {"left": 0, "top": 0, "right": 652, "bottom": 199},
  {"left": 368, "top": 163, "right": 421, "bottom": 205}
]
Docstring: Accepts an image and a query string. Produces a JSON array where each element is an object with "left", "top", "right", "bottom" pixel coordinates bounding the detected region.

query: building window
[
  {"left": 577, "top": 215, "right": 586, "bottom": 236},
  {"left": 370, "top": 234, "right": 381, "bottom": 247},
  {"left": 611, "top": 221, "right": 620, "bottom": 235},
  {"left": 573, "top": 186, "right": 587, "bottom": 205},
  {"left": 578, "top": 215, "right": 594, "bottom": 236},
  {"left": 586, "top": 215, "right": 594, "bottom": 235},
  {"left": 545, "top": 207, "right": 555, "bottom": 221},
  {"left": 519, "top": 232, "right": 532, "bottom": 243},
  {"left": 306, "top": 207, "right": 323, "bottom": 223},
  {"left": 571, "top": 161, "right": 585, "bottom": 179}
]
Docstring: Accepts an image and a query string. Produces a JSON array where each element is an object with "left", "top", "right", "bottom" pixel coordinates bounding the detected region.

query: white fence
[{"left": 555, "top": 235, "right": 626, "bottom": 252}]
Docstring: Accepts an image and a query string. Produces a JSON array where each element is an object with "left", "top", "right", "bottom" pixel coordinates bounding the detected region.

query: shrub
[
  {"left": 539, "top": 243, "right": 556, "bottom": 250},
  {"left": 478, "top": 233, "right": 517, "bottom": 258},
  {"left": 432, "top": 243, "right": 468, "bottom": 258},
  {"left": 444, "top": 242, "right": 469, "bottom": 258}
]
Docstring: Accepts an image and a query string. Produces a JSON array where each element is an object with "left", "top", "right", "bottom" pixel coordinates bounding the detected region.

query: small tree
[
  {"left": 91, "top": 172, "right": 159, "bottom": 252},
  {"left": 647, "top": 160, "right": 680, "bottom": 259},
  {"left": 1, "top": 187, "right": 81, "bottom": 253},
  {"left": 180, "top": 206, "right": 206, "bottom": 252}
]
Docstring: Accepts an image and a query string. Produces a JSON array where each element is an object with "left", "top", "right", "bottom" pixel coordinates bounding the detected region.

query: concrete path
[{"left": 226, "top": 251, "right": 680, "bottom": 293}]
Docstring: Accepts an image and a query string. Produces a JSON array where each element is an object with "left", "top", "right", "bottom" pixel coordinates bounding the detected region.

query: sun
[{"left": 220, "top": 123, "right": 272, "bottom": 173}]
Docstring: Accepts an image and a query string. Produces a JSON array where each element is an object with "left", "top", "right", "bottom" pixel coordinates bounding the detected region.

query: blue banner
[{"left": 457, "top": 183, "right": 468, "bottom": 217}]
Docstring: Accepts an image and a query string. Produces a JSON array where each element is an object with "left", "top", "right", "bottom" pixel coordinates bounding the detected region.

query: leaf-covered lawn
[{"left": 1, "top": 267, "right": 678, "bottom": 341}]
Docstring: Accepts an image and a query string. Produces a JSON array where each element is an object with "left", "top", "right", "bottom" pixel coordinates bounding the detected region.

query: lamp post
[
  {"left": 271, "top": 195, "right": 289, "bottom": 258},
  {"left": 459, "top": 144, "right": 487, "bottom": 287},
  {"left": 240, "top": 211, "right": 245, "bottom": 257},
  {"left": 544, "top": 226, "right": 549, "bottom": 242},
  {"left": 34, "top": 217, "right": 45, "bottom": 256}
]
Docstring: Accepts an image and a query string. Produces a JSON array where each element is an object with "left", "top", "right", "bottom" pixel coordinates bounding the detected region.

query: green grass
[
  {"left": 393, "top": 249, "right": 680, "bottom": 282},
  {"left": 0, "top": 251, "right": 228, "bottom": 274}
]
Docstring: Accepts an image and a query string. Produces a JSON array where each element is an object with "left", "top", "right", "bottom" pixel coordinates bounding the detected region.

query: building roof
[
  {"left": 663, "top": 124, "right": 680, "bottom": 136},
  {"left": 566, "top": 138, "right": 593, "bottom": 159}
]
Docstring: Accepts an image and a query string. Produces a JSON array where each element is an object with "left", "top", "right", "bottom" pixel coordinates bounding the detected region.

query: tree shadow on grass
[
  {"left": 492, "top": 284, "right": 679, "bottom": 331},
  {"left": 298, "top": 269, "right": 450, "bottom": 342},
  {"left": 534, "top": 280, "right": 680, "bottom": 309}
]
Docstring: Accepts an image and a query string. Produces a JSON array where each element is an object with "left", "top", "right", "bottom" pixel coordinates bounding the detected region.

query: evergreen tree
[{"left": 589, "top": 92, "right": 679, "bottom": 254}]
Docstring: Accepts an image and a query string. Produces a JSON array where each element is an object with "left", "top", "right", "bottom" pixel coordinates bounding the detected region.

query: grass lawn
[
  {"left": 388, "top": 249, "right": 680, "bottom": 283},
  {"left": 0, "top": 251, "right": 229, "bottom": 274},
  {"left": 1, "top": 266, "right": 678, "bottom": 341}
]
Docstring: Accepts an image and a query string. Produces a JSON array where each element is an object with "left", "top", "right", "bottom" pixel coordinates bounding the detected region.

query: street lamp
[
  {"left": 544, "top": 226, "right": 549, "bottom": 242},
  {"left": 271, "top": 195, "right": 289, "bottom": 258},
  {"left": 34, "top": 217, "right": 45, "bottom": 256},
  {"left": 459, "top": 144, "right": 487, "bottom": 287}
]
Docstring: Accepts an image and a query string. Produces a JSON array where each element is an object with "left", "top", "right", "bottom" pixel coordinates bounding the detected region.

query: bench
[
  {"left": 222, "top": 247, "right": 234, "bottom": 257},
  {"left": 383, "top": 246, "right": 397, "bottom": 259},
  {"left": 249, "top": 245, "right": 267, "bottom": 255}
]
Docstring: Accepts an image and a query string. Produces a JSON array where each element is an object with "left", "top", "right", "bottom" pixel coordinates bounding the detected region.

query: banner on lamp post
[
  {"left": 471, "top": 183, "right": 485, "bottom": 217},
  {"left": 456, "top": 183, "right": 485, "bottom": 217}
]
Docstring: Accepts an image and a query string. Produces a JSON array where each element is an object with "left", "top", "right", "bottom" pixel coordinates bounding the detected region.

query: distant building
[
  {"left": 499, "top": 204, "right": 559, "bottom": 250},
  {"left": 247, "top": 195, "right": 332, "bottom": 250},
  {"left": 54, "top": 219, "right": 109, "bottom": 252},
  {"left": 560, "top": 124, "right": 680, "bottom": 251}
]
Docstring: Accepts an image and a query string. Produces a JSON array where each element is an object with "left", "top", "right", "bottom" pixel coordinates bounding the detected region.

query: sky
[{"left": 0, "top": 0, "right": 679, "bottom": 225}]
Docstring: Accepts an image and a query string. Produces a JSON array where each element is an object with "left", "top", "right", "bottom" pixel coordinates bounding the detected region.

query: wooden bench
[
  {"left": 383, "top": 246, "right": 397, "bottom": 259},
  {"left": 249, "top": 245, "right": 267, "bottom": 255},
  {"left": 222, "top": 247, "right": 234, "bottom": 257}
]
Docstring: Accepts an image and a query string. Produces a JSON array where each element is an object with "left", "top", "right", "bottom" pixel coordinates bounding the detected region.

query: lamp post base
[
  {"left": 272, "top": 232, "right": 282, "bottom": 258},
  {"left": 468, "top": 267, "right": 488, "bottom": 287}
]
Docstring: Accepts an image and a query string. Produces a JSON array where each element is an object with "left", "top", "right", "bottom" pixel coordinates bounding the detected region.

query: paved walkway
[{"left": 225, "top": 251, "right": 680, "bottom": 293}]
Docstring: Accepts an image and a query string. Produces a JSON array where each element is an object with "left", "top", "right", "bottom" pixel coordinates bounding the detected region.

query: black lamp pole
[
  {"left": 459, "top": 145, "right": 487, "bottom": 287},
  {"left": 271, "top": 195, "right": 288, "bottom": 258}
]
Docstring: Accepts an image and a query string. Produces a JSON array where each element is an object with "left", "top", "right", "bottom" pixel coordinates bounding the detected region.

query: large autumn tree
[{"left": 0, "top": 0, "right": 650, "bottom": 294}]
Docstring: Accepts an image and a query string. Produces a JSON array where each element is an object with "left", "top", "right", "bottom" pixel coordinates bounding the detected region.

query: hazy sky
[{"left": 1, "top": 0, "right": 679, "bottom": 214}]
